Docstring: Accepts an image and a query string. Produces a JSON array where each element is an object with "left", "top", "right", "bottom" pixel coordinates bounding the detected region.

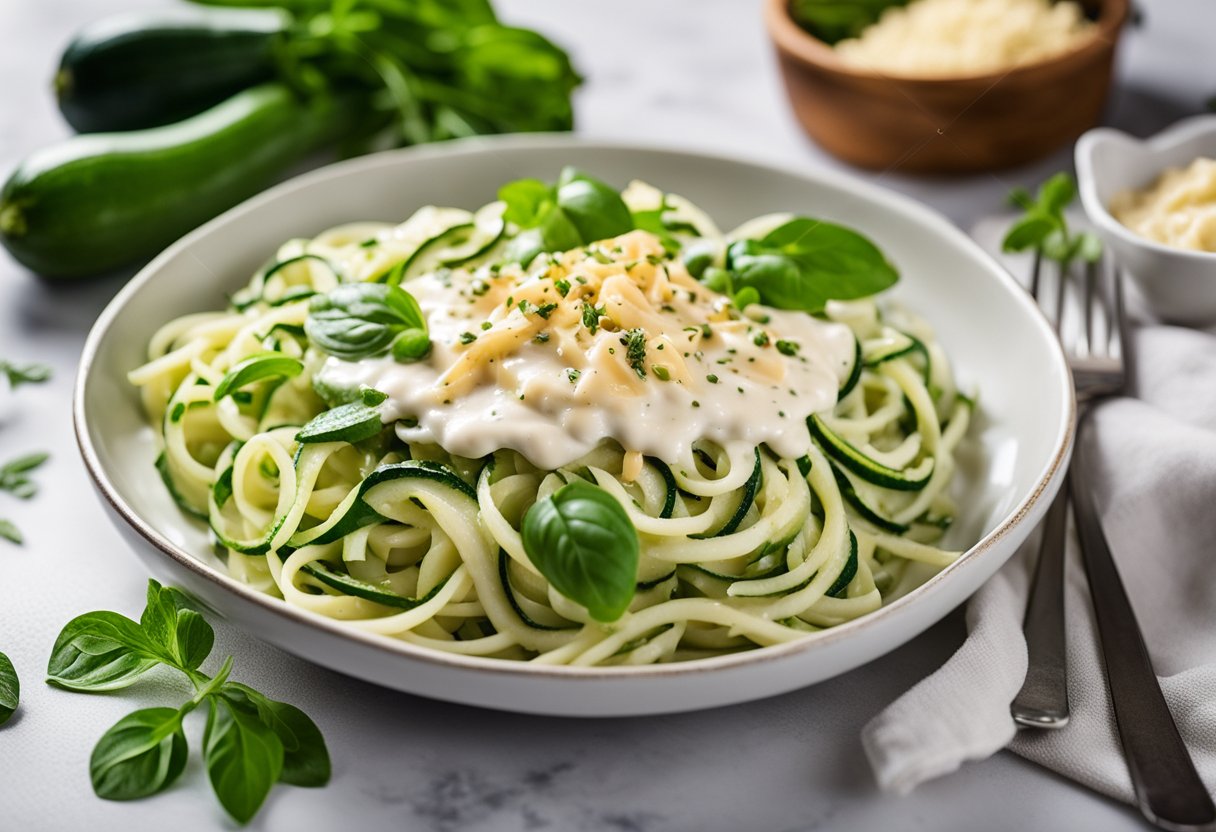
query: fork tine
[{"left": 1079, "top": 260, "right": 1096, "bottom": 359}]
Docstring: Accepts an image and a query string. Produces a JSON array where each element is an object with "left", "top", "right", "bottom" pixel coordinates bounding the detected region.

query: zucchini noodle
[{"left": 129, "top": 179, "right": 975, "bottom": 666}]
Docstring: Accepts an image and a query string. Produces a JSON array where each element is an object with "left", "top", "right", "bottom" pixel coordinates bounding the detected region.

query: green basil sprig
[
  {"left": 521, "top": 479, "right": 639, "bottom": 622},
  {"left": 306, "top": 283, "right": 431, "bottom": 362},
  {"left": 48, "top": 580, "right": 330, "bottom": 823},
  {"left": 296, "top": 387, "right": 389, "bottom": 444},
  {"left": 0, "top": 651, "right": 17, "bottom": 726},
  {"left": 1002, "top": 173, "right": 1102, "bottom": 269},
  {"left": 705, "top": 217, "right": 898, "bottom": 313},
  {"left": 213, "top": 354, "right": 304, "bottom": 402},
  {"left": 500, "top": 167, "right": 635, "bottom": 266}
]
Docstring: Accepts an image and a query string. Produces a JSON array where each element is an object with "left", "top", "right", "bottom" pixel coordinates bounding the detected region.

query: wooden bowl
[{"left": 764, "top": 0, "right": 1129, "bottom": 174}]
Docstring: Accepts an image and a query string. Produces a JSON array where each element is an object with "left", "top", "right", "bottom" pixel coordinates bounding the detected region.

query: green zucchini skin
[
  {"left": 0, "top": 84, "right": 353, "bottom": 279},
  {"left": 55, "top": 8, "right": 288, "bottom": 134}
]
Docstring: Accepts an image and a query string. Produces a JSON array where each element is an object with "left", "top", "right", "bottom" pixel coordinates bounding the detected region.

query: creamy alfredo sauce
[{"left": 316, "top": 230, "right": 855, "bottom": 470}]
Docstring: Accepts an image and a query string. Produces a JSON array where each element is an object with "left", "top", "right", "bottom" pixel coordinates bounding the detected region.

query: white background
[{"left": 1, "top": 1, "right": 1213, "bottom": 829}]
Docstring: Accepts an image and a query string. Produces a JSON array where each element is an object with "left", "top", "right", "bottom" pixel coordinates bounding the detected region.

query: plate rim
[{"left": 73, "top": 133, "right": 1076, "bottom": 681}]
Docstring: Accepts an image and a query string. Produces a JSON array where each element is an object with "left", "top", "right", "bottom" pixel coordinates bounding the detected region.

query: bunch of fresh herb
[
  {"left": 189, "top": 0, "right": 582, "bottom": 150},
  {"left": 47, "top": 580, "right": 330, "bottom": 823},
  {"left": 1002, "top": 172, "right": 1102, "bottom": 268}
]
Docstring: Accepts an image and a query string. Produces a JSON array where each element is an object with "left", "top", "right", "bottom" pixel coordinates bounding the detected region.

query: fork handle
[
  {"left": 1071, "top": 454, "right": 1216, "bottom": 832},
  {"left": 1011, "top": 478, "right": 1071, "bottom": 728}
]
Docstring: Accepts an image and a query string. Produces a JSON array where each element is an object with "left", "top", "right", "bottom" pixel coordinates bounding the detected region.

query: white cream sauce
[{"left": 315, "top": 231, "right": 855, "bottom": 470}]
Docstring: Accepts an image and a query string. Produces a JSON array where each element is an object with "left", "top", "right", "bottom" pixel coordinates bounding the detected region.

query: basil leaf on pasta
[
  {"left": 521, "top": 479, "right": 639, "bottom": 622},
  {"left": 213, "top": 354, "right": 303, "bottom": 401},
  {"left": 306, "top": 283, "right": 429, "bottom": 362},
  {"left": 90, "top": 707, "right": 189, "bottom": 801},
  {"left": 725, "top": 218, "right": 898, "bottom": 313},
  {"left": 295, "top": 387, "right": 388, "bottom": 444}
]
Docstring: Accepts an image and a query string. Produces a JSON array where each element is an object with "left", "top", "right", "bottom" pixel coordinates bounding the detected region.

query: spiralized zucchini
[{"left": 130, "top": 182, "right": 973, "bottom": 666}]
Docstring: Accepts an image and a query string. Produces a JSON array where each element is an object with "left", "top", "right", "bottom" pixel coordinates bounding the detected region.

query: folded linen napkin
[{"left": 861, "top": 220, "right": 1216, "bottom": 803}]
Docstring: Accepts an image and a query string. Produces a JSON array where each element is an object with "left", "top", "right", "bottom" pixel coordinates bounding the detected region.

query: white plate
[{"left": 75, "top": 136, "right": 1073, "bottom": 716}]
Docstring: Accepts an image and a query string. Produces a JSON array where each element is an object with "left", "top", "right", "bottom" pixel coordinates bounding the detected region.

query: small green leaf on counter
[
  {"left": 0, "top": 452, "right": 49, "bottom": 500},
  {"left": 203, "top": 695, "right": 284, "bottom": 824},
  {"left": 90, "top": 707, "right": 190, "bottom": 801},
  {"left": 0, "top": 519, "right": 22, "bottom": 545},
  {"left": 0, "top": 651, "right": 18, "bottom": 725},
  {"left": 0, "top": 360, "right": 51, "bottom": 389},
  {"left": 521, "top": 479, "right": 639, "bottom": 622}
]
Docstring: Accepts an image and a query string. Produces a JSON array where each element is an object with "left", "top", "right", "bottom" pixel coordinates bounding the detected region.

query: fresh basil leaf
[
  {"left": 0, "top": 651, "right": 18, "bottom": 726},
  {"left": 90, "top": 707, "right": 188, "bottom": 801},
  {"left": 204, "top": 696, "right": 285, "bottom": 824},
  {"left": 306, "top": 283, "right": 430, "bottom": 362},
  {"left": 521, "top": 479, "right": 639, "bottom": 622},
  {"left": 498, "top": 178, "right": 553, "bottom": 227},
  {"left": 213, "top": 354, "right": 303, "bottom": 402},
  {"left": 0, "top": 519, "right": 21, "bottom": 545},
  {"left": 222, "top": 683, "right": 331, "bottom": 788},
  {"left": 1074, "top": 231, "right": 1104, "bottom": 263},
  {"left": 295, "top": 387, "right": 387, "bottom": 444},
  {"left": 0, "top": 360, "right": 51, "bottom": 389},
  {"left": 555, "top": 168, "right": 634, "bottom": 244},
  {"left": 47, "top": 611, "right": 162, "bottom": 691},
  {"left": 1038, "top": 172, "right": 1076, "bottom": 216},
  {"left": 1001, "top": 213, "right": 1057, "bottom": 252},
  {"left": 139, "top": 581, "right": 215, "bottom": 672},
  {"left": 391, "top": 328, "right": 432, "bottom": 362}
]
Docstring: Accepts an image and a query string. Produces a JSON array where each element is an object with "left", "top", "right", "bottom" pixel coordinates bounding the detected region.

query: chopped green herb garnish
[
  {"left": 621, "top": 328, "right": 648, "bottom": 379},
  {"left": 653, "top": 366, "right": 671, "bottom": 381},
  {"left": 533, "top": 332, "right": 551, "bottom": 344},
  {"left": 555, "top": 279, "right": 571, "bottom": 297},
  {"left": 753, "top": 331, "right": 770, "bottom": 347},
  {"left": 566, "top": 368, "right": 581, "bottom": 383},
  {"left": 581, "top": 302, "right": 605, "bottom": 335},
  {"left": 459, "top": 332, "right": 477, "bottom": 345},
  {"left": 536, "top": 303, "right": 558, "bottom": 319},
  {"left": 480, "top": 321, "right": 493, "bottom": 331},
  {"left": 691, "top": 400, "right": 701, "bottom": 408},
  {"left": 775, "top": 339, "right": 799, "bottom": 356},
  {"left": 706, "top": 374, "right": 719, "bottom": 384}
]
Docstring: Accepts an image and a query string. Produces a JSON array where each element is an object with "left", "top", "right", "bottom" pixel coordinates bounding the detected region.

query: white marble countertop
[{"left": 1, "top": 1, "right": 1212, "bottom": 829}]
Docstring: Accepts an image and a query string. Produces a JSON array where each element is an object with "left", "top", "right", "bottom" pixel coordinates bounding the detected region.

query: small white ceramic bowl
[
  {"left": 1076, "top": 115, "right": 1216, "bottom": 323},
  {"left": 75, "top": 136, "right": 1073, "bottom": 716}
]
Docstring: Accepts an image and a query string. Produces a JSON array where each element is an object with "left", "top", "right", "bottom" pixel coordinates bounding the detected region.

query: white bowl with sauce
[
  {"left": 1076, "top": 115, "right": 1216, "bottom": 324},
  {"left": 75, "top": 136, "right": 1073, "bottom": 716}
]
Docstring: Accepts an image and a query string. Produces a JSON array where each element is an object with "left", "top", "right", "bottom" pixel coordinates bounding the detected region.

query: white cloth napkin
[{"left": 861, "top": 224, "right": 1216, "bottom": 803}]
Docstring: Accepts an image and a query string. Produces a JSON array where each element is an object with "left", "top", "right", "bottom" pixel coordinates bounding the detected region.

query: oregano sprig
[{"left": 47, "top": 580, "right": 331, "bottom": 823}]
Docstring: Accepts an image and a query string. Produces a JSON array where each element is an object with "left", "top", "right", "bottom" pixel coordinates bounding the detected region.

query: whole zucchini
[
  {"left": 55, "top": 8, "right": 288, "bottom": 133},
  {"left": 0, "top": 84, "right": 355, "bottom": 279}
]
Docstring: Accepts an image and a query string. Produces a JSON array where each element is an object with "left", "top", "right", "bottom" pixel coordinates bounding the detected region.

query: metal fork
[{"left": 1010, "top": 253, "right": 1216, "bottom": 831}]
